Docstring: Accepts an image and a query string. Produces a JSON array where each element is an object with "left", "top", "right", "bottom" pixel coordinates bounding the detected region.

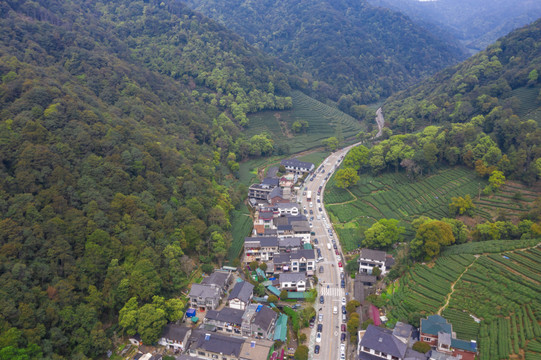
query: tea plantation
[{"left": 386, "top": 241, "right": 541, "bottom": 360}]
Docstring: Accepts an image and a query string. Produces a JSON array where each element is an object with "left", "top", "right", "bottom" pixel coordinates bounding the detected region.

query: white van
[
  {"left": 333, "top": 306, "right": 338, "bottom": 315},
  {"left": 327, "top": 243, "right": 332, "bottom": 250}
]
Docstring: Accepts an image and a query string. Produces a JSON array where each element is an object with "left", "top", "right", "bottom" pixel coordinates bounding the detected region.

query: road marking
[{"left": 321, "top": 287, "right": 344, "bottom": 297}]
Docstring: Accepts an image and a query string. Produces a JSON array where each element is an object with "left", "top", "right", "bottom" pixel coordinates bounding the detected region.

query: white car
[
  {"left": 316, "top": 332, "right": 322, "bottom": 343},
  {"left": 341, "top": 344, "right": 346, "bottom": 352},
  {"left": 318, "top": 314, "right": 323, "bottom": 322},
  {"left": 341, "top": 297, "right": 346, "bottom": 306}
]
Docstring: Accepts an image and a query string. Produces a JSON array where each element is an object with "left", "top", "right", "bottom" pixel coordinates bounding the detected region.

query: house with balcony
[
  {"left": 204, "top": 307, "right": 245, "bottom": 335},
  {"left": 241, "top": 304, "right": 278, "bottom": 339},
  {"left": 158, "top": 324, "right": 191, "bottom": 351},
  {"left": 273, "top": 249, "right": 315, "bottom": 274},
  {"left": 227, "top": 281, "right": 254, "bottom": 310},
  {"left": 280, "top": 159, "right": 315, "bottom": 175},
  {"left": 358, "top": 248, "right": 394, "bottom": 275},
  {"left": 420, "top": 315, "right": 477, "bottom": 360},
  {"left": 358, "top": 324, "right": 426, "bottom": 360},
  {"left": 188, "top": 284, "right": 222, "bottom": 311},
  {"left": 186, "top": 330, "right": 245, "bottom": 360},
  {"left": 279, "top": 272, "right": 307, "bottom": 292}
]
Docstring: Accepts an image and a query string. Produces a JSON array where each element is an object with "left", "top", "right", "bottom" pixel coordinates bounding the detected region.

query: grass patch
[{"left": 227, "top": 204, "right": 253, "bottom": 265}]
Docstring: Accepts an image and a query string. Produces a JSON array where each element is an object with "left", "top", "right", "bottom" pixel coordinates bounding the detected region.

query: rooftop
[
  {"left": 201, "top": 271, "right": 230, "bottom": 289},
  {"left": 279, "top": 272, "right": 306, "bottom": 283},
  {"left": 252, "top": 305, "right": 277, "bottom": 331},
  {"left": 421, "top": 315, "right": 452, "bottom": 336},
  {"left": 360, "top": 248, "right": 387, "bottom": 262},
  {"left": 239, "top": 339, "right": 274, "bottom": 360},
  {"left": 205, "top": 307, "right": 245, "bottom": 325},
  {"left": 360, "top": 324, "right": 406, "bottom": 358},
  {"left": 188, "top": 284, "right": 220, "bottom": 299},
  {"left": 188, "top": 330, "right": 244, "bottom": 357},
  {"left": 280, "top": 159, "right": 314, "bottom": 170},
  {"left": 161, "top": 324, "right": 190, "bottom": 342}
]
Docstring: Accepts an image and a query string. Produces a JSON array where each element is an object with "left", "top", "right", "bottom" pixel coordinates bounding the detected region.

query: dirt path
[{"left": 438, "top": 255, "right": 479, "bottom": 315}]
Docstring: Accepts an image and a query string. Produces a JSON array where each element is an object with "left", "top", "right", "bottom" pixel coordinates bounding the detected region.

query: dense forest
[
  {"left": 184, "top": 0, "right": 466, "bottom": 111},
  {"left": 0, "top": 0, "right": 305, "bottom": 358},
  {"left": 376, "top": 17, "right": 541, "bottom": 184},
  {"left": 369, "top": 0, "right": 541, "bottom": 53}
]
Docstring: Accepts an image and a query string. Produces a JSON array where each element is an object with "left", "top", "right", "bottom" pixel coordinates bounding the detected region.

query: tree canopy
[{"left": 363, "top": 219, "right": 405, "bottom": 249}]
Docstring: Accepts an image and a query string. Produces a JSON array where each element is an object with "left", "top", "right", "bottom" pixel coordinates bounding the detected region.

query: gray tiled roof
[
  {"left": 201, "top": 271, "right": 230, "bottom": 288},
  {"left": 269, "top": 187, "right": 283, "bottom": 199},
  {"left": 404, "top": 348, "right": 429, "bottom": 360},
  {"left": 360, "top": 324, "right": 406, "bottom": 358},
  {"left": 205, "top": 307, "right": 245, "bottom": 325},
  {"left": 279, "top": 237, "right": 302, "bottom": 249},
  {"left": 188, "top": 329, "right": 244, "bottom": 357},
  {"left": 161, "top": 324, "right": 190, "bottom": 342},
  {"left": 228, "top": 281, "right": 254, "bottom": 303},
  {"left": 261, "top": 177, "right": 279, "bottom": 187},
  {"left": 245, "top": 236, "right": 279, "bottom": 247},
  {"left": 358, "top": 274, "right": 377, "bottom": 283},
  {"left": 276, "top": 202, "right": 299, "bottom": 209},
  {"left": 393, "top": 321, "right": 414, "bottom": 339},
  {"left": 189, "top": 284, "right": 220, "bottom": 299},
  {"left": 360, "top": 248, "right": 387, "bottom": 262},
  {"left": 279, "top": 272, "right": 306, "bottom": 283},
  {"left": 290, "top": 249, "right": 315, "bottom": 260},
  {"left": 280, "top": 159, "right": 314, "bottom": 170},
  {"left": 252, "top": 306, "right": 277, "bottom": 330}
]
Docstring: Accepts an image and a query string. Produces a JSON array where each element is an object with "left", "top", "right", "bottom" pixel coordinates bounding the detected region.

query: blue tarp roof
[{"left": 186, "top": 309, "right": 196, "bottom": 317}]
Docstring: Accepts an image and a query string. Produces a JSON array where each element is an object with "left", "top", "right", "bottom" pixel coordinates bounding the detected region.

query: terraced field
[
  {"left": 511, "top": 85, "right": 541, "bottom": 125},
  {"left": 386, "top": 242, "right": 541, "bottom": 360},
  {"left": 325, "top": 167, "right": 488, "bottom": 248},
  {"left": 246, "top": 91, "right": 364, "bottom": 153}
]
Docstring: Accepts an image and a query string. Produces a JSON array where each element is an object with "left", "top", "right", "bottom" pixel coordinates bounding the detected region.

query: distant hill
[
  {"left": 369, "top": 0, "right": 541, "bottom": 54},
  {"left": 184, "top": 0, "right": 466, "bottom": 109}
]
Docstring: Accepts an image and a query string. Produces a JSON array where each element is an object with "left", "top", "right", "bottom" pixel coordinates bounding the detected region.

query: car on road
[
  {"left": 310, "top": 216, "right": 314, "bottom": 221},
  {"left": 316, "top": 332, "right": 322, "bottom": 343},
  {"left": 319, "top": 266, "right": 324, "bottom": 273},
  {"left": 318, "top": 314, "right": 323, "bottom": 322},
  {"left": 342, "top": 305, "right": 346, "bottom": 314},
  {"left": 341, "top": 324, "right": 346, "bottom": 332},
  {"left": 303, "top": 209, "right": 307, "bottom": 214},
  {"left": 319, "top": 296, "right": 324, "bottom": 304},
  {"left": 341, "top": 280, "right": 345, "bottom": 288},
  {"left": 341, "top": 297, "right": 346, "bottom": 306},
  {"left": 314, "top": 238, "right": 318, "bottom": 244},
  {"left": 333, "top": 243, "right": 337, "bottom": 249},
  {"left": 341, "top": 333, "right": 346, "bottom": 341},
  {"left": 319, "top": 207, "right": 323, "bottom": 212},
  {"left": 335, "top": 249, "right": 339, "bottom": 255},
  {"left": 338, "top": 262, "right": 342, "bottom": 267},
  {"left": 317, "top": 199, "right": 321, "bottom": 203},
  {"left": 314, "top": 345, "right": 320, "bottom": 354},
  {"left": 309, "top": 223, "right": 313, "bottom": 228},
  {"left": 310, "top": 209, "right": 313, "bottom": 215},
  {"left": 317, "top": 324, "right": 323, "bottom": 332}
]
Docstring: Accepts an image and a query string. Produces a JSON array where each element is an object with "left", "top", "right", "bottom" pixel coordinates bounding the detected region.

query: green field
[
  {"left": 324, "top": 166, "right": 488, "bottom": 250},
  {"left": 511, "top": 85, "right": 541, "bottom": 125},
  {"left": 386, "top": 243, "right": 541, "bottom": 360},
  {"left": 246, "top": 91, "right": 365, "bottom": 154}
]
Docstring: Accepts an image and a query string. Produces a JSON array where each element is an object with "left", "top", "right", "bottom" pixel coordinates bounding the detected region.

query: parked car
[
  {"left": 341, "top": 280, "right": 345, "bottom": 288},
  {"left": 317, "top": 324, "right": 323, "bottom": 332},
  {"left": 338, "top": 262, "right": 342, "bottom": 267},
  {"left": 314, "top": 238, "right": 319, "bottom": 244},
  {"left": 318, "top": 314, "right": 323, "bottom": 322},
  {"left": 341, "top": 333, "right": 346, "bottom": 341},
  {"left": 316, "top": 332, "right": 322, "bottom": 343},
  {"left": 314, "top": 345, "right": 320, "bottom": 354},
  {"left": 320, "top": 296, "right": 324, "bottom": 304},
  {"left": 342, "top": 305, "right": 346, "bottom": 314},
  {"left": 335, "top": 249, "right": 339, "bottom": 255},
  {"left": 319, "top": 266, "right": 324, "bottom": 274},
  {"left": 341, "top": 324, "right": 346, "bottom": 332},
  {"left": 341, "top": 297, "right": 346, "bottom": 306}
]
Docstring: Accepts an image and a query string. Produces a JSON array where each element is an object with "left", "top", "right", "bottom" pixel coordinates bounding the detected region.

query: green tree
[
  {"left": 294, "top": 345, "right": 309, "bottom": 360},
  {"left": 423, "top": 142, "right": 438, "bottom": 169},
  {"left": 449, "top": 194, "right": 475, "bottom": 216},
  {"left": 371, "top": 266, "right": 382, "bottom": 278},
  {"left": 343, "top": 145, "right": 369, "bottom": 172},
  {"left": 346, "top": 300, "right": 361, "bottom": 314},
  {"left": 363, "top": 219, "right": 404, "bottom": 249},
  {"left": 254, "top": 284, "right": 266, "bottom": 296},
  {"left": 298, "top": 333, "right": 307, "bottom": 344},
  {"left": 488, "top": 170, "right": 505, "bottom": 191},
  {"left": 137, "top": 302, "right": 167, "bottom": 344},
  {"left": 119, "top": 297, "right": 139, "bottom": 336},
  {"left": 335, "top": 167, "right": 360, "bottom": 188},
  {"left": 361, "top": 318, "right": 374, "bottom": 330},
  {"left": 323, "top": 137, "right": 339, "bottom": 151},
  {"left": 410, "top": 220, "right": 455, "bottom": 260},
  {"left": 280, "top": 290, "right": 288, "bottom": 300},
  {"left": 267, "top": 295, "right": 278, "bottom": 304}
]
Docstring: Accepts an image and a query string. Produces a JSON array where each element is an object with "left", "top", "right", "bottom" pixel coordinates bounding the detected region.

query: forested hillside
[
  {"left": 184, "top": 0, "right": 465, "bottom": 111},
  {"left": 369, "top": 0, "right": 541, "bottom": 53},
  {"left": 378, "top": 18, "right": 541, "bottom": 183},
  {"left": 0, "top": 0, "right": 301, "bottom": 358}
]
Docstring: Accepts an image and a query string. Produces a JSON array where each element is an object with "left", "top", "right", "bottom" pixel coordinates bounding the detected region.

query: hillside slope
[
  {"left": 184, "top": 0, "right": 466, "bottom": 108},
  {"left": 0, "top": 0, "right": 302, "bottom": 357}
]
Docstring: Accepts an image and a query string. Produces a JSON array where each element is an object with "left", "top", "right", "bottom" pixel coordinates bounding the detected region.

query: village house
[
  {"left": 248, "top": 177, "right": 279, "bottom": 201},
  {"left": 420, "top": 315, "right": 477, "bottom": 360},
  {"left": 158, "top": 324, "right": 191, "bottom": 351},
  {"left": 273, "top": 249, "right": 315, "bottom": 274},
  {"left": 186, "top": 330, "right": 245, "bottom": 360},
  {"left": 204, "top": 307, "right": 245, "bottom": 335},
  {"left": 358, "top": 324, "right": 426, "bottom": 360},
  {"left": 227, "top": 281, "right": 254, "bottom": 310},
  {"left": 358, "top": 248, "right": 395, "bottom": 275},
  {"left": 188, "top": 284, "right": 221, "bottom": 311},
  {"left": 280, "top": 159, "right": 315, "bottom": 175},
  {"left": 241, "top": 304, "right": 278, "bottom": 339},
  {"left": 238, "top": 338, "right": 274, "bottom": 360},
  {"left": 279, "top": 272, "right": 307, "bottom": 292}
]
